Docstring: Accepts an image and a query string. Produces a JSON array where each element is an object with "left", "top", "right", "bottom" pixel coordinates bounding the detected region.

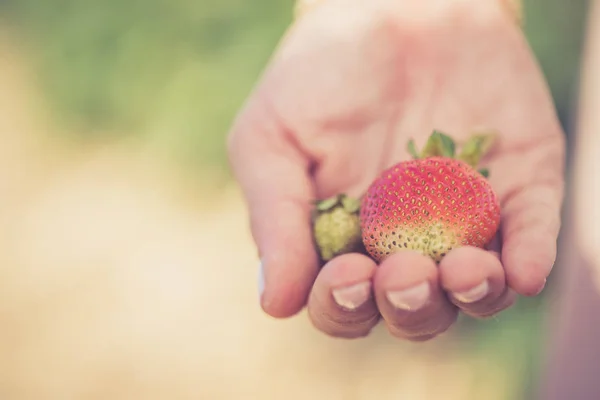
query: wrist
[
  {"left": 502, "top": 0, "right": 523, "bottom": 24},
  {"left": 295, "top": 0, "right": 522, "bottom": 25}
]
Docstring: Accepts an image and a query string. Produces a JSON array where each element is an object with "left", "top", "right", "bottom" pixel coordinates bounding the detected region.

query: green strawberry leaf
[
  {"left": 316, "top": 195, "right": 341, "bottom": 211},
  {"left": 407, "top": 139, "right": 420, "bottom": 159},
  {"left": 434, "top": 130, "right": 456, "bottom": 158},
  {"left": 421, "top": 131, "right": 441, "bottom": 157},
  {"left": 341, "top": 195, "right": 361, "bottom": 213},
  {"left": 478, "top": 168, "right": 490, "bottom": 178},
  {"left": 422, "top": 130, "right": 456, "bottom": 158},
  {"left": 458, "top": 131, "right": 497, "bottom": 168}
]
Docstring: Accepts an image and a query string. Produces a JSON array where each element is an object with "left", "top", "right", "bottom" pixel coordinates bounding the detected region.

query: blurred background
[{"left": 0, "top": 0, "right": 590, "bottom": 399}]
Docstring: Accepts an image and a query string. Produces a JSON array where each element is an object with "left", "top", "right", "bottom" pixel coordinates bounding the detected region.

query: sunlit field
[{"left": 0, "top": 1, "right": 589, "bottom": 398}]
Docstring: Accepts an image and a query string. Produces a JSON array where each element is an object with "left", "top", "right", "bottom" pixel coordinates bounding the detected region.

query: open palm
[{"left": 228, "top": 0, "right": 565, "bottom": 340}]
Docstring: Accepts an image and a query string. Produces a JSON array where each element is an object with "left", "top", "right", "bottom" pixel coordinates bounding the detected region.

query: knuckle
[
  {"left": 309, "top": 307, "right": 380, "bottom": 338},
  {"left": 225, "top": 120, "right": 247, "bottom": 161},
  {"left": 461, "top": 291, "right": 517, "bottom": 319},
  {"left": 322, "top": 327, "right": 374, "bottom": 340},
  {"left": 225, "top": 131, "right": 238, "bottom": 159},
  {"left": 397, "top": 332, "right": 439, "bottom": 343},
  {"left": 387, "top": 325, "right": 437, "bottom": 342},
  {"left": 387, "top": 308, "right": 458, "bottom": 340},
  {"left": 503, "top": 184, "right": 563, "bottom": 240}
]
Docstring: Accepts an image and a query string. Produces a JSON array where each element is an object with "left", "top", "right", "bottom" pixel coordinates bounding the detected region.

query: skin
[{"left": 227, "top": 0, "right": 565, "bottom": 341}]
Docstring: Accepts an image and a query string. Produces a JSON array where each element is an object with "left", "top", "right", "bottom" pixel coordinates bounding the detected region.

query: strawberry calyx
[
  {"left": 315, "top": 193, "right": 361, "bottom": 214},
  {"left": 407, "top": 129, "right": 497, "bottom": 178}
]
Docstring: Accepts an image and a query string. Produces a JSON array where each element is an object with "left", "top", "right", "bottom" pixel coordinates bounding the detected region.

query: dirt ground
[{"left": 0, "top": 32, "right": 516, "bottom": 400}]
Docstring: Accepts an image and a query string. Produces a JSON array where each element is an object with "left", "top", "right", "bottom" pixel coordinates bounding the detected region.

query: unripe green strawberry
[
  {"left": 313, "top": 194, "right": 364, "bottom": 262},
  {"left": 360, "top": 130, "right": 501, "bottom": 263}
]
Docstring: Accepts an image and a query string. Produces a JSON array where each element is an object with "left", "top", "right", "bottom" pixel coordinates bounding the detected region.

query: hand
[{"left": 227, "top": 0, "right": 565, "bottom": 340}]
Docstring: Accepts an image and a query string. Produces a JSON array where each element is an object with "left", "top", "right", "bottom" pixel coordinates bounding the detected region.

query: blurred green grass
[
  {"left": 0, "top": 0, "right": 589, "bottom": 178},
  {"left": 1, "top": 0, "right": 293, "bottom": 178},
  {"left": 0, "top": 1, "right": 591, "bottom": 398}
]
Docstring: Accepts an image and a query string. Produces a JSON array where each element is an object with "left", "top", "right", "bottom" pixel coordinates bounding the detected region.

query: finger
[
  {"left": 373, "top": 252, "right": 458, "bottom": 341},
  {"left": 439, "top": 246, "right": 516, "bottom": 318},
  {"left": 501, "top": 182, "right": 563, "bottom": 296},
  {"left": 307, "top": 253, "right": 380, "bottom": 338},
  {"left": 228, "top": 102, "right": 318, "bottom": 319}
]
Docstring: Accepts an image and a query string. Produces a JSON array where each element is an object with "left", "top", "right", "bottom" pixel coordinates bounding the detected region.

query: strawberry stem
[
  {"left": 478, "top": 168, "right": 490, "bottom": 178},
  {"left": 315, "top": 194, "right": 361, "bottom": 213},
  {"left": 420, "top": 130, "right": 456, "bottom": 158},
  {"left": 315, "top": 195, "right": 342, "bottom": 212},
  {"left": 407, "top": 139, "right": 420, "bottom": 159},
  {"left": 406, "top": 129, "right": 497, "bottom": 178},
  {"left": 457, "top": 131, "right": 497, "bottom": 168}
]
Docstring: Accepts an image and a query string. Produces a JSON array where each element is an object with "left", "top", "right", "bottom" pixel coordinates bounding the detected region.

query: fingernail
[
  {"left": 258, "top": 260, "right": 265, "bottom": 302},
  {"left": 386, "top": 282, "right": 430, "bottom": 311},
  {"left": 332, "top": 281, "right": 371, "bottom": 311},
  {"left": 453, "top": 280, "right": 489, "bottom": 303},
  {"left": 534, "top": 278, "right": 547, "bottom": 295}
]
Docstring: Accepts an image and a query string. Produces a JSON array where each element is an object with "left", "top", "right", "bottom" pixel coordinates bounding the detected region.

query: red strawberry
[{"left": 359, "top": 130, "right": 501, "bottom": 263}]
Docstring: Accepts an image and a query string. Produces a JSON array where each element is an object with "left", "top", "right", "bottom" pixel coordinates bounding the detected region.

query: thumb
[{"left": 227, "top": 102, "right": 319, "bottom": 318}]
